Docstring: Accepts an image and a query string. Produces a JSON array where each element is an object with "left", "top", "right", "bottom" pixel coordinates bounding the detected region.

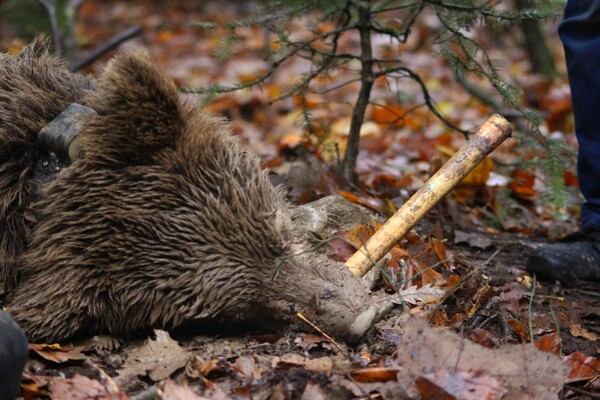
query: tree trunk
[
  {"left": 342, "top": 0, "right": 374, "bottom": 184},
  {"left": 514, "top": 0, "right": 558, "bottom": 78}
]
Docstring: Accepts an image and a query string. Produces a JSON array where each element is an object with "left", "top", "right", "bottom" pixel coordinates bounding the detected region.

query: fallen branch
[
  {"left": 345, "top": 114, "right": 512, "bottom": 277},
  {"left": 69, "top": 26, "right": 143, "bottom": 71},
  {"left": 37, "top": 0, "right": 62, "bottom": 56}
]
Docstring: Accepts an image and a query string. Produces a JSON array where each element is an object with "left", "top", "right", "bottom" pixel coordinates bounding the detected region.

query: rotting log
[{"left": 345, "top": 114, "right": 512, "bottom": 277}]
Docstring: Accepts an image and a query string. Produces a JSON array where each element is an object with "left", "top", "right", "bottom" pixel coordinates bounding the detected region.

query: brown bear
[{"left": 0, "top": 40, "right": 377, "bottom": 343}]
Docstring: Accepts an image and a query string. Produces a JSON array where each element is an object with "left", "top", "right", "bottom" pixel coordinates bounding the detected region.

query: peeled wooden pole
[{"left": 346, "top": 114, "right": 512, "bottom": 277}]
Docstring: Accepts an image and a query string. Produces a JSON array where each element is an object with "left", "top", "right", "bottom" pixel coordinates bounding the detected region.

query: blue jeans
[{"left": 559, "top": 1, "right": 600, "bottom": 231}]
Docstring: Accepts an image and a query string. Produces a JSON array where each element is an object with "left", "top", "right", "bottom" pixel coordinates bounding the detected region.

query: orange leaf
[
  {"left": 293, "top": 94, "right": 319, "bottom": 109},
  {"left": 507, "top": 319, "right": 529, "bottom": 342},
  {"left": 349, "top": 367, "right": 400, "bottom": 383},
  {"left": 535, "top": 333, "right": 560, "bottom": 354},
  {"left": 508, "top": 170, "right": 537, "bottom": 200},
  {"left": 404, "top": 257, "right": 444, "bottom": 286},
  {"left": 157, "top": 29, "right": 176, "bottom": 43},
  {"left": 431, "top": 237, "right": 450, "bottom": 270},
  {"left": 461, "top": 157, "right": 493, "bottom": 185},
  {"left": 277, "top": 133, "right": 304, "bottom": 152},
  {"left": 338, "top": 191, "right": 388, "bottom": 215},
  {"left": 564, "top": 170, "right": 579, "bottom": 187},
  {"left": 371, "top": 103, "right": 406, "bottom": 126},
  {"left": 564, "top": 352, "right": 600, "bottom": 383}
]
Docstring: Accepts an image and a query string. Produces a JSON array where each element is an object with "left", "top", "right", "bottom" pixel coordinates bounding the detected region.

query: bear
[
  {"left": 0, "top": 38, "right": 95, "bottom": 294},
  {"left": 0, "top": 39, "right": 377, "bottom": 344}
]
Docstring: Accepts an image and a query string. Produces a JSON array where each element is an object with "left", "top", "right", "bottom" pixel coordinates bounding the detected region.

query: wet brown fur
[{"left": 1, "top": 41, "right": 375, "bottom": 343}]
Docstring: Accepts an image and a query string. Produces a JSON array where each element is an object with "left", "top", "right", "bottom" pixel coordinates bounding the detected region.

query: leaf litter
[{"left": 2, "top": 0, "right": 600, "bottom": 398}]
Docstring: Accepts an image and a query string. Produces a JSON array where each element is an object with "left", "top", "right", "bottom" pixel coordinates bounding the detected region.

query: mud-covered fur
[
  {"left": 1, "top": 42, "right": 376, "bottom": 343},
  {"left": 0, "top": 39, "right": 94, "bottom": 293}
]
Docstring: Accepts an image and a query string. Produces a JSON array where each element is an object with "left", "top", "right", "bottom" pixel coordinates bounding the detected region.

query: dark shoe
[
  {"left": 526, "top": 231, "right": 600, "bottom": 285},
  {"left": 0, "top": 311, "right": 28, "bottom": 400}
]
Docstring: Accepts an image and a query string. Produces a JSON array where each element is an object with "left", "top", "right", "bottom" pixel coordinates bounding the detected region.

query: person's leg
[
  {"left": 527, "top": 1, "right": 600, "bottom": 284},
  {"left": 559, "top": 1, "right": 600, "bottom": 231},
  {"left": 0, "top": 311, "right": 28, "bottom": 400}
]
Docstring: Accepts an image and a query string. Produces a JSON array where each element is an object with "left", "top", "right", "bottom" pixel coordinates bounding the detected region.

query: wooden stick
[{"left": 345, "top": 114, "right": 512, "bottom": 277}]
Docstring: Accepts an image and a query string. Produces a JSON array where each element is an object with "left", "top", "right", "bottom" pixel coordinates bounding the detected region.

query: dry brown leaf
[
  {"left": 162, "top": 380, "right": 204, "bottom": 400},
  {"left": 415, "top": 369, "right": 507, "bottom": 400},
  {"left": 395, "top": 317, "right": 568, "bottom": 399},
  {"left": 300, "top": 382, "right": 329, "bottom": 400},
  {"left": 29, "top": 343, "right": 87, "bottom": 363},
  {"left": 233, "top": 356, "right": 263, "bottom": 385},
  {"left": 117, "top": 330, "right": 189, "bottom": 383},
  {"left": 393, "top": 284, "right": 446, "bottom": 306},
  {"left": 294, "top": 333, "right": 329, "bottom": 351},
  {"left": 272, "top": 354, "right": 332, "bottom": 373},
  {"left": 570, "top": 323, "right": 599, "bottom": 341},
  {"left": 469, "top": 328, "right": 500, "bottom": 349},
  {"left": 49, "top": 373, "right": 126, "bottom": 400}
]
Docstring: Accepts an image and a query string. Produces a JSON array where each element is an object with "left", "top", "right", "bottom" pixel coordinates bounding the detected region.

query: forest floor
[{"left": 2, "top": 1, "right": 599, "bottom": 399}]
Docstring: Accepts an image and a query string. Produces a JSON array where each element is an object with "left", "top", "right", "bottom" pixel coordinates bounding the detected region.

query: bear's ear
[{"left": 83, "top": 50, "right": 186, "bottom": 164}]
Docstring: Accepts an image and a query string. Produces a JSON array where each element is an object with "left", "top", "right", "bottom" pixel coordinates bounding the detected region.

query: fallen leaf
[
  {"left": 461, "top": 157, "right": 493, "bottom": 185},
  {"left": 415, "top": 369, "right": 507, "bottom": 400},
  {"left": 118, "top": 330, "right": 189, "bottom": 383},
  {"left": 395, "top": 317, "right": 568, "bottom": 399},
  {"left": 29, "top": 343, "right": 87, "bottom": 363},
  {"left": 295, "top": 334, "right": 329, "bottom": 351},
  {"left": 509, "top": 170, "right": 537, "bottom": 201},
  {"left": 564, "top": 352, "right": 600, "bottom": 383},
  {"left": 272, "top": 354, "right": 333, "bottom": 373},
  {"left": 469, "top": 328, "right": 500, "bottom": 349},
  {"left": 300, "top": 381, "right": 329, "bottom": 400},
  {"left": 430, "top": 237, "right": 451, "bottom": 270},
  {"left": 508, "top": 319, "right": 529, "bottom": 342},
  {"left": 535, "top": 333, "right": 561, "bottom": 354},
  {"left": 370, "top": 102, "right": 407, "bottom": 126},
  {"left": 162, "top": 380, "right": 204, "bottom": 400},
  {"left": 393, "top": 284, "right": 446, "bottom": 306},
  {"left": 49, "top": 373, "right": 126, "bottom": 400},
  {"left": 349, "top": 367, "right": 400, "bottom": 383},
  {"left": 570, "top": 323, "right": 599, "bottom": 341},
  {"left": 453, "top": 230, "right": 493, "bottom": 250},
  {"left": 233, "top": 356, "right": 262, "bottom": 385}
]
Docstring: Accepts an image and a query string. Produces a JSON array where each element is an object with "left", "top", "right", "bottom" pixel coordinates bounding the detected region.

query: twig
[
  {"left": 563, "top": 384, "right": 600, "bottom": 399},
  {"left": 527, "top": 274, "right": 536, "bottom": 343},
  {"left": 549, "top": 305, "right": 563, "bottom": 356},
  {"left": 183, "top": 24, "right": 357, "bottom": 95},
  {"left": 69, "top": 26, "right": 143, "bottom": 71},
  {"left": 296, "top": 312, "right": 350, "bottom": 360},
  {"left": 37, "top": 0, "right": 62, "bottom": 56},
  {"left": 376, "top": 65, "right": 470, "bottom": 137}
]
